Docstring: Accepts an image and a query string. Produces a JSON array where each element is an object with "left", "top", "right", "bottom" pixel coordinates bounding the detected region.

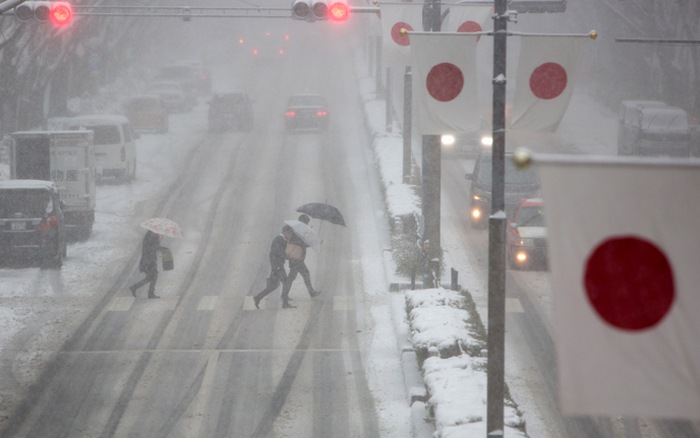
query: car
[
  {"left": 506, "top": 198, "right": 547, "bottom": 270},
  {"left": 465, "top": 151, "right": 540, "bottom": 228},
  {"left": 123, "top": 94, "right": 169, "bottom": 134},
  {"left": 151, "top": 81, "right": 192, "bottom": 113},
  {"left": 208, "top": 92, "right": 254, "bottom": 132},
  {"left": 0, "top": 180, "right": 67, "bottom": 268},
  {"left": 182, "top": 60, "right": 212, "bottom": 95},
  {"left": 284, "top": 94, "right": 329, "bottom": 131},
  {"left": 154, "top": 63, "right": 199, "bottom": 101}
]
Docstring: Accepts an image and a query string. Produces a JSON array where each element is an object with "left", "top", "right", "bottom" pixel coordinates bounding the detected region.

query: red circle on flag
[
  {"left": 457, "top": 21, "right": 482, "bottom": 41},
  {"left": 529, "top": 62, "right": 568, "bottom": 100},
  {"left": 584, "top": 236, "right": 675, "bottom": 331},
  {"left": 391, "top": 22, "right": 413, "bottom": 46},
  {"left": 426, "top": 63, "right": 464, "bottom": 102}
]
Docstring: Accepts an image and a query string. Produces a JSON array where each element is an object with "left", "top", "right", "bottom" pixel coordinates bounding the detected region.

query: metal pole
[
  {"left": 403, "top": 67, "right": 412, "bottom": 182},
  {"left": 487, "top": 0, "right": 508, "bottom": 435},
  {"left": 386, "top": 68, "right": 393, "bottom": 132},
  {"left": 421, "top": 0, "right": 442, "bottom": 270}
]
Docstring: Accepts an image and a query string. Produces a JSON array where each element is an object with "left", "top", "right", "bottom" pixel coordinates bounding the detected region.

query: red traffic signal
[
  {"left": 49, "top": 2, "right": 73, "bottom": 27},
  {"left": 15, "top": 1, "right": 73, "bottom": 27},
  {"left": 327, "top": 0, "right": 349, "bottom": 21}
]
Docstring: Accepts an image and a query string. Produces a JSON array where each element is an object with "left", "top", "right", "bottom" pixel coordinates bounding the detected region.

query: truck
[{"left": 10, "top": 131, "right": 96, "bottom": 240}]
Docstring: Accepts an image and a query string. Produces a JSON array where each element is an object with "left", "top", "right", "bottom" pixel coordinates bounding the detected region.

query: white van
[{"left": 67, "top": 115, "right": 137, "bottom": 182}]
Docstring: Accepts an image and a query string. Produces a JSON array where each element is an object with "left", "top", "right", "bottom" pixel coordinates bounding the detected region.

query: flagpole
[{"left": 486, "top": 0, "right": 509, "bottom": 435}]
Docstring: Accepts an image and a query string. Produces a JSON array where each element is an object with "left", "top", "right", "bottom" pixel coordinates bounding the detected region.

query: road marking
[
  {"left": 107, "top": 297, "right": 134, "bottom": 312},
  {"left": 333, "top": 295, "right": 354, "bottom": 311},
  {"left": 198, "top": 295, "right": 218, "bottom": 311},
  {"left": 506, "top": 297, "right": 525, "bottom": 313}
]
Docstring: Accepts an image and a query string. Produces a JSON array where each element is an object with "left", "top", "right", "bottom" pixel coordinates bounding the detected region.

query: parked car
[
  {"left": 151, "top": 81, "right": 193, "bottom": 113},
  {"left": 0, "top": 180, "right": 67, "bottom": 268},
  {"left": 66, "top": 114, "right": 138, "bottom": 182},
  {"left": 123, "top": 94, "right": 169, "bottom": 134},
  {"left": 465, "top": 151, "right": 540, "bottom": 228},
  {"left": 208, "top": 92, "right": 254, "bottom": 132},
  {"left": 506, "top": 198, "right": 547, "bottom": 270},
  {"left": 284, "top": 94, "right": 329, "bottom": 131}
]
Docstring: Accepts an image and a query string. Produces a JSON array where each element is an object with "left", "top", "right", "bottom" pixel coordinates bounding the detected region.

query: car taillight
[
  {"left": 285, "top": 110, "right": 296, "bottom": 118},
  {"left": 36, "top": 214, "right": 59, "bottom": 232}
]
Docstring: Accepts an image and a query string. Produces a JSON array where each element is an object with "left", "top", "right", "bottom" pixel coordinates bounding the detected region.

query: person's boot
[
  {"left": 254, "top": 295, "right": 261, "bottom": 309},
  {"left": 282, "top": 300, "right": 296, "bottom": 309},
  {"left": 148, "top": 292, "right": 160, "bottom": 299},
  {"left": 130, "top": 285, "right": 137, "bottom": 297}
]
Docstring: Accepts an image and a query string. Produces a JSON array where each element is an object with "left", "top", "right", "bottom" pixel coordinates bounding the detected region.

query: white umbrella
[
  {"left": 140, "top": 217, "right": 184, "bottom": 238},
  {"left": 284, "top": 220, "right": 321, "bottom": 249}
]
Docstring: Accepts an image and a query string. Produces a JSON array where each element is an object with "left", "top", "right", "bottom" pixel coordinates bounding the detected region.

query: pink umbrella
[{"left": 140, "top": 218, "right": 184, "bottom": 238}]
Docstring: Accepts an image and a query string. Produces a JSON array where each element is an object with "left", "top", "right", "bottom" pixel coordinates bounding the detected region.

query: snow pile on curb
[{"left": 406, "top": 289, "right": 527, "bottom": 438}]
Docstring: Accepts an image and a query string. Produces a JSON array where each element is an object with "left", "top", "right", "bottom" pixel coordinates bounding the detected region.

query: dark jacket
[
  {"left": 269, "top": 233, "right": 288, "bottom": 271},
  {"left": 139, "top": 231, "right": 161, "bottom": 274}
]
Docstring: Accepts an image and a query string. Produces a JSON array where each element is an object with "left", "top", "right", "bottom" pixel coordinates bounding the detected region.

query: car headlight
[
  {"left": 480, "top": 135, "right": 493, "bottom": 147},
  {"left": 515, "top": 250, "right": 528, "bottom": 263},
  {"left": 471, "top": 208, "right": 482, "bottom": 219},
  {"left": 519, "top": 238, "right": 536, "bottom": 247},
  {"left": 441, "top": 134, "right": 456, "bottom": 146}
]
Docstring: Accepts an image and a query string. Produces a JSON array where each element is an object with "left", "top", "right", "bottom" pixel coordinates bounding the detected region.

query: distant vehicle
[
  {"left": 617, "top": 100, "right": 691, "bottom": 157},
  {"left": 238, "top": 30, "right": 289, "bottom": 61},
  {"left": 151, "top": 81, "right": 193, "bottom": 113},
  {"left": 284, "top": 94, "right": 329, "bottom": 132},
  {"left": 10, "top": 130, "right": 96, "bottom": 239},
  {"left": 181, "top": 60, "right": 212, "bottom": 95},
  {"left": 123, "top": 95, "right": 169, "bottom": 134},
  {"left": 208, "top": 92, "right": 254, "bottom": 132},
  {"left": 0, "top": 179, "right": 67, "bottom": 268},
  {"left": 465, "top": 151, "right": 540, "bottom": 229},
  {"left": 155, "top": 63, "right": 199, "bottom": 101},
  {"left": 440, "top": 131, "right": 492, "bottom": 157},
  {"left": 506, "top": 198, "right": 547, "bottom": 270},
  {"left": 66, "top": 114, "right": 137, "bottom": 182}
]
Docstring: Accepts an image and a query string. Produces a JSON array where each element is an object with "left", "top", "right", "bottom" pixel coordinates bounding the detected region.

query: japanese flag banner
[
  {"left": 536, "top": 154, "right": 700, "bottom": 419},
  {"left": 510, "top": 36, "right": 586, "bottom": 132},
  {"left": 379, "top": 2, "right": 425, "bottom": 68},
  {"left": 409, "top": 32, "right": 480, "bottom": 134},
  {"left": 441, "top": 3, "right": 492, "bottom": 35}
]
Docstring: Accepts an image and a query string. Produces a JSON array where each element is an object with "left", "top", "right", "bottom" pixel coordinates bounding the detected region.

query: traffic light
[
  {"left": 15, "top": 1, "right": 73, "bottom": 27},
  {"left": 327, "top": 0, "right": 349, "bottom": 22},
  {"left": 292, "top": 0, "right": 341, "bottom": 21}
]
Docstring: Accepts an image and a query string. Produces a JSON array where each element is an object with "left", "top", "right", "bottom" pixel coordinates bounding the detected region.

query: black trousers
[
  {"left": 255, "top": 267, "right": 288, "bottom": 302},
  {"left": 132, "top": 270, "right": 158, "bottom": 296},
  {"left": 282, "top": 260, "right": 315, "bottom": 298}
]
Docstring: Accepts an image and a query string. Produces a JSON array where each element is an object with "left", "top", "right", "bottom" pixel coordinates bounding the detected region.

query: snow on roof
[{"left": 0, "top": 179, "right": 56, "bottom": 190}]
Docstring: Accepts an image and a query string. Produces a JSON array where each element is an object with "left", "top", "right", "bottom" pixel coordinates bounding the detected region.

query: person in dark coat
[
  {"left": 254, "top": 224, "right": 294, "bottom": 309},
  {"left": 130, "top": 230, "right": 165, "bottom": 299},
  {"left": 281, "top": 214, "right": 321, "bottom": 302}
]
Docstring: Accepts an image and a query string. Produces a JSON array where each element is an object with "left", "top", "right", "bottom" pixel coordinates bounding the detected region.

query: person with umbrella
[
  {"left": 130, "top": 218, "right": 183, "bottom": 299},
  {"left": 281, "top": 214, "right": 321, "bottom": 302},
  {"left": 254, "top": 224, "right": 295, "bottom": 309},
  {"left": 130, "top": 230, "right": 168, "bottom": 299}
]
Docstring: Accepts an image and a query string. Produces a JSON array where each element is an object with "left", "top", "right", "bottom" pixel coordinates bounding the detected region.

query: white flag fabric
[
  {"left": 441, "top": 3, "right": 492, "bottom": 35},
  {"left": 537, "top": 154, "right": 700, "bottom": 419},
  {"left": 510, "top": 36, "right": 586, "bottom": 132},
  {"left": 410, "top": 32, "right": 480, "bottom": 134},
  {"left": 379, "top": 3, "right": 425, "bottom": 68}
]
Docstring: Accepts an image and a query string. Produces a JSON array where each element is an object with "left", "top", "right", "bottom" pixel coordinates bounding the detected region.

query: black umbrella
[{"left": 296, "top": 202, "right": 346, "bottom": 226}]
